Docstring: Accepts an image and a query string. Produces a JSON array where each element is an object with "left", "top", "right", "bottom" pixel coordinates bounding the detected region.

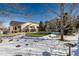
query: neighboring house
[
  {"left": 0, "top": 25, "right": 3, "bottom": 34},
  {"left": 0, "top": 28, "right": 3, "bottom": 34},
  {"left": 9, "top": 21, "right": 39, "bottom": 33}
]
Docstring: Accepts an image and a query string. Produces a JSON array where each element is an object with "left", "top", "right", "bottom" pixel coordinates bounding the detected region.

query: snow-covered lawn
[{"left": 0, "top": 34, "right": 77, "bottom": 56}]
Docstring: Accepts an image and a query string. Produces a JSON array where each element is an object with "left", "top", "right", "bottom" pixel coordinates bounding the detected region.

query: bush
[{"left": 64, "top": 29, "right": 73, "bottom": 35}]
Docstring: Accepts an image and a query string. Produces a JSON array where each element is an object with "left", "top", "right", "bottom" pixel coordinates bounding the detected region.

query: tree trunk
[
  {"left": 60, "top": 3, "right": 64, "bottom": 41},
  {"left": 60, "top": 15, "right": 64, "bottom": 41},
  {"left": 60, "top": 29, "right": 64, "bottom": 41}
]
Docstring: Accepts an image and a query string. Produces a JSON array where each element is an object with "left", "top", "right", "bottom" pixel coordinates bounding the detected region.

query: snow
[
  {"left": 74, "top": 34, "right": 79, "bottom": 56},
  {"left": 0, "top": 34, "right": 77, "bottom": 56}
]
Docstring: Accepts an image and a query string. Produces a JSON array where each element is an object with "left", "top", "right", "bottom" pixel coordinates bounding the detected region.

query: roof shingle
[{"left": 10, "top": 21, "right": 25, "bottom": 26}]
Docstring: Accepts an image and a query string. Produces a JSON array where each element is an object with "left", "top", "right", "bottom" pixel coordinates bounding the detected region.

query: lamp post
[{"left": 65, "top": 43, "right": 76, "bottom": 56}]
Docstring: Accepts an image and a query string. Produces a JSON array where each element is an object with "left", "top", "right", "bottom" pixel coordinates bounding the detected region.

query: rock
[
  {"left": 34, "top": 40, "right": 38, "bottom": 42},
  {"left": 42, "top": 51, "right": 51, "bottom": 56},
  {"left": 16, "top": 39, "right": 19, "bottom": 41},
  {"left": 25, "top": 44, "right": 28, "bottom": 46},
  {"left": 16, "top": 45, "right": 21, "bottom": 48},
  {"left": 15, "top": 54, "right": 22, "bottom": 56}
]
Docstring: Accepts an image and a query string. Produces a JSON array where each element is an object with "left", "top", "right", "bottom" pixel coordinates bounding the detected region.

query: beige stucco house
[{"left": 9, "top": 21, "right": 39, "bottom": 33}]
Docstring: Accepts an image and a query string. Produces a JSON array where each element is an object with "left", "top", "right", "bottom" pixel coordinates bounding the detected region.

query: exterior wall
[
  {"left": 0, "top": 26, "right": 3, "bottom": 34},
  {"left": 10, "top": 25, "right": 21, "bottom": 33},
  {"left": 9, "top": 22, "right": 39, "bottom": 33},
  {"left": 0, "top": 29, "right": 3, "bottom": 34},
  {"left": 9, "top": 26, "right": 13, "bottom": 33},
  {"left": 21, "top": 22, "right": 39, "bottom": 32},
  {"left": 21, "top": 22, "right": 31, "bottom": 30}
]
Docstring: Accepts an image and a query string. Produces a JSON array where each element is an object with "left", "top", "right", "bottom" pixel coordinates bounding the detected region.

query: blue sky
[{"left": 0, "top": 3, "right": 79, "bottom": 28}]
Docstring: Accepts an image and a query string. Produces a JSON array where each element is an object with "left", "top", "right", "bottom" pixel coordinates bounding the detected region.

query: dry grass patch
[
  {"left": 0, "top": 40, "right": 3, "bottom": 43},
  {"left": 9, "top": 39, "right": 13, "bottom": 42}
]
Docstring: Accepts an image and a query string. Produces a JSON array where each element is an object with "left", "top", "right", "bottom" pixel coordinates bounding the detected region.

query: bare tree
[
  {"left": 45, "top": 3, "right": 77, "bottom": 40},
  {"left": 59, "top": 3, "right": 65, "bottom": 40}
]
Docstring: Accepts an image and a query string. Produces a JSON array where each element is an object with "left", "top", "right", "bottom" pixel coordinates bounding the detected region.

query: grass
[
  {"left": 26, "top": 32, "right": 49, "bottom": 37},
  {"left": 0, "top": 34, "right": 15, "bottom": 37},
  {"left": 0, "top": 32, "right": 49, "bottom": 37}
]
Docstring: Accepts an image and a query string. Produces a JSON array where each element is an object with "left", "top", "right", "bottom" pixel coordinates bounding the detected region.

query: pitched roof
[{"left": 10, "top": 21, "right": 25, "bottom": 26}]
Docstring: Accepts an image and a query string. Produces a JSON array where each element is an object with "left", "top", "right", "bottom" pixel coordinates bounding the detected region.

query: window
[
  {"left": 15, "top": 27, "right": 17, "bottom": 30},
  {"left": 18, "top": 26, "right": 21, "bottom": 28},
  {"left": 13, "top": 26, "right": 17, "bottom": 30}
]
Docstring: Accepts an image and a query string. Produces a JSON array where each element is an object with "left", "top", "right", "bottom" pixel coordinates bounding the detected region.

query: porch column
[
  {"left": 35, "top": 26, "right": 38, "bottom": 32},
  {"left": 29, "top": 27, "right": 31, "bottom": 32}
]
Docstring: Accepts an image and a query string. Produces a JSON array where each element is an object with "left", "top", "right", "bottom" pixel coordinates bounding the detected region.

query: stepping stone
[
  {"left": 15, "top": 54, "right": 22, "bottom": 56},
  {"left": 17, "top": 40, "right": 19, "bottom": 41},
  {"left": 42, "top": 51, "right": 51, "bottom": 56},
  {"left": 34, "top": 40, "right": 38, "bottom": 42},
  {"left": 25, "top": 44, "right": 28, "bottom": 46}
]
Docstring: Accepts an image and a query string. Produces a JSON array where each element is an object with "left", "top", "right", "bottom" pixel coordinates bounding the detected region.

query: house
[
  {"left": 0, "top": 28, "right": 3, "bottom": 34},
  {"left": 9, "top": 21, "right": 39, "bottom": 33},
  {"left": 0, "top": 25, "right": 3, "bottom": 34}
]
